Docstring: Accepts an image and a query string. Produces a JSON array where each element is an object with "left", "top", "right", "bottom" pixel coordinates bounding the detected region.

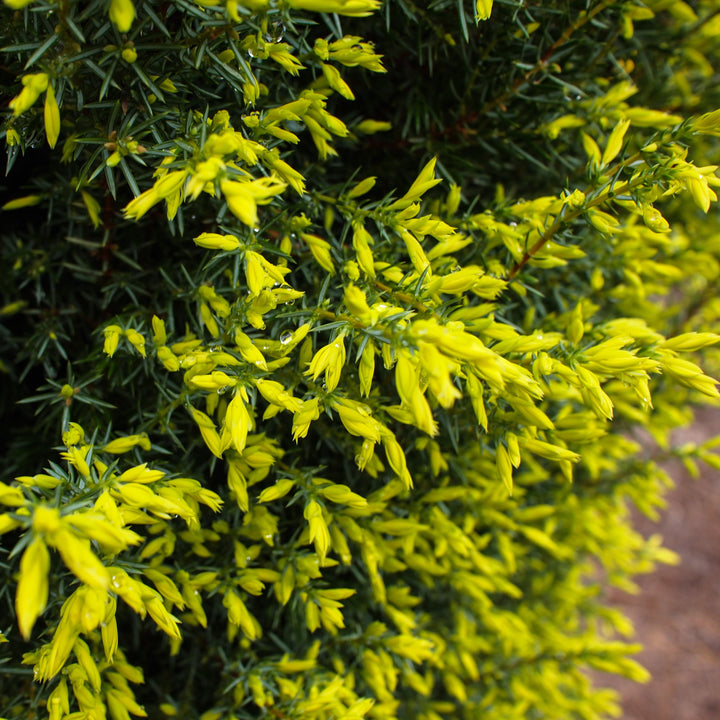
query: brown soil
[{"left": 600, "top": 406, "right": 720, "bottom": 719}]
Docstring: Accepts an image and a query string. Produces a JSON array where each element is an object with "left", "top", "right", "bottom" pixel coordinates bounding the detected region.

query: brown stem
[
  {"left": 478, "top": 0, "right": 616, "bottom": 118},
  {"left": 506, "top": 155, "right": 645, "bottom": 280},
  {"left": 370, "top": 279, "right": 432, "bottom": 314}
]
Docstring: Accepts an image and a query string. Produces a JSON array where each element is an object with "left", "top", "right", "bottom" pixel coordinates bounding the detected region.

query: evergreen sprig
[{"left": 2, "top": 0, "right": 720, "bottom": 719}]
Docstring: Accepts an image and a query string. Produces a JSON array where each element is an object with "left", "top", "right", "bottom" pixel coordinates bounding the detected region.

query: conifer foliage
[{"left": 2, "top": 0, "right": 720, "bottom": 718}]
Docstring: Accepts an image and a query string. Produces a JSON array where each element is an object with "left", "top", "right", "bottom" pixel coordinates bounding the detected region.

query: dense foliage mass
[{"left": 2, "top": 0, "right": 720, "bottom": 718}]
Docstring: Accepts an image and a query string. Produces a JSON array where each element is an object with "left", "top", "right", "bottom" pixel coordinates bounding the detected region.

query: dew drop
[
  {"left": 264, "top": 21, "right": 285, "bottom": 43},
  {"left": 280, "top": 331, "right": 293, "bottom": 345}
]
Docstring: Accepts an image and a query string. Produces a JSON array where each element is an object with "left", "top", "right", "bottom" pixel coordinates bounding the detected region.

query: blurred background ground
[{"left": 601, "top": 406, "right": 720, "bottom": 720}]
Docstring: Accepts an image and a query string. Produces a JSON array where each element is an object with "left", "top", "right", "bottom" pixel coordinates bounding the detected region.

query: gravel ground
[{"left": 601, "top": 406, "right": 720, "bottom": 720}]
